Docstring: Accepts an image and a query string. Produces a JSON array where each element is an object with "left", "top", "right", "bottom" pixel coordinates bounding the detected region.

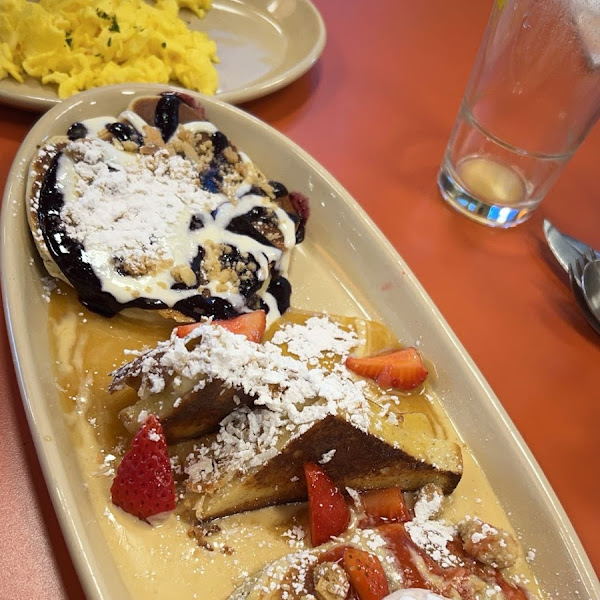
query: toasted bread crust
[
  {"left": 120, "top": 380, "right": 254, "bottom": 444},
  {"left": 187, "top": 414, "right": 462, "bottom": 521}
]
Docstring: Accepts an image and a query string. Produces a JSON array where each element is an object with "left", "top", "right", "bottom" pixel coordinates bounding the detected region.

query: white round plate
[{"left": 0, "top": 0, "right": 326, "bottom": 111}]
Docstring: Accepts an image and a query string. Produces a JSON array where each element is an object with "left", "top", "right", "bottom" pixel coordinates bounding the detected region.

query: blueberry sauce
[
  {"left": 67, "top": 122, "right": 88, "bottom": 141},
  {"left": 106, "top": 121, "right": 143, "bottom": 145},
  {"left": 226, "top": 207, "right": 279, "bottom": 249},
  {"left": 267, "top": 274, "right": 292, "bottom": 315},
  {"left": 154, "top": 93, "right": 181, "bottom": 142}
]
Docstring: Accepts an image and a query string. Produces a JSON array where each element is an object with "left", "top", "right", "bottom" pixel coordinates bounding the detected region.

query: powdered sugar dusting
[
  {"left": 178, "top": 321, "right": 369, "bottom": 486},
  {"left": 318, "top": 449, "right": 336, "bottom": 464},
  {"left": 62, "top": 139, "right": 217, "bottom": 278},
  {"left": 405, "top": 492, "right": 461, "bottom": 568},
  {"left": 271, "top": 316, "right": 359, "bottom": 364}
]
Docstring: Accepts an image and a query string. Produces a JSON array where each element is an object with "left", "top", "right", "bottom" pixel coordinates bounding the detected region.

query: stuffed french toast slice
[
  {"left": 111, "top": 309, "right": 447, "bottom": 443},
  {"left": 110, "top": 309, "right": 462, "bottom": 521},
  {"left": 177, "top": 406, "right": 462, "bottom": 521},
  {"left": 111, "top": 331, "right": 256, "bottom": 444}
]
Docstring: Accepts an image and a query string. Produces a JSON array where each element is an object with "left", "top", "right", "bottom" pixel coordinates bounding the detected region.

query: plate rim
[
  {"left": 0, "top": 0, "right": 326, "bottom": 112},
  {"left": 1, "top": 82, "right": 599, "bottom": 599}
]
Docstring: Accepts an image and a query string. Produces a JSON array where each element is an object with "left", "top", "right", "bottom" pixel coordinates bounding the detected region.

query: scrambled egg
[{"left": 0, "top": 0, "right": 218, "bottom": 98}]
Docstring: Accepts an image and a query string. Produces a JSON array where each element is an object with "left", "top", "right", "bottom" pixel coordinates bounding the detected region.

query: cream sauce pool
[{"left": 47, "top": 286, "right": 544, "bottom": 600}]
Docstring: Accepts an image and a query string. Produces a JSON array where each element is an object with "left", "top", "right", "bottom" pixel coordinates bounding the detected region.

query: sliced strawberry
[
  {"left": 359, "top": 487, "right": 411, "bottom": 527},
  {"left": 345, "top": 347, "right": 428, "bottom": 391},
  {"left": 175, "top": 310, "right": 266, "bottom": 342},
  {"left": 304, "top": 462, "right": 350, "bottom": 546},
  {"left": 343, "top": 547, "right": 390, "bottom": 600},
  {"left": 175, "top": 322, "right": 201, "bottom": 338},
  {"left": 110, "top": 414, "right": 175, "bottom": 522}
]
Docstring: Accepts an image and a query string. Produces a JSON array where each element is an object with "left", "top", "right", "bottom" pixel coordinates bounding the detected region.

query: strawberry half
[
  {"left": 345, "top": 347, "right": 428, "bottom": 391},
  {"left": 304, "top": 462, "right": 350, "bottom": 546},
  {"left": 110, "top": 414, "right": 175, "bottom": 522},
  {"left": 359, "top": 486, "right": 411, "bottom": 527},
  {"left": 175, "top": 310, "right": 266, "bottom": 342}
]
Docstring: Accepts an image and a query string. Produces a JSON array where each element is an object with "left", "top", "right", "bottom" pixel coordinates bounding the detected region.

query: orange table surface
[{"left": 0, "top": 1, "right": 598, "bottom": 598}]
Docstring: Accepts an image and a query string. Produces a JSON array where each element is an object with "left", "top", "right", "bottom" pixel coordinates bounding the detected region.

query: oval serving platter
[
  {"left": 0, "top": 0, "right": 326, "bottom": 112},
  {"left": 1, "top": 83, "right": 598, "bottom": 600}
]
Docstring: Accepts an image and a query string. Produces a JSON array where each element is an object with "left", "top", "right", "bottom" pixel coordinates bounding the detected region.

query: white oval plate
[
  {"left": 1, "top": 83, "right": 599, "bottom": 600},
  {"left": 0, "top": 0, "right": 325, "bottom": 112}
]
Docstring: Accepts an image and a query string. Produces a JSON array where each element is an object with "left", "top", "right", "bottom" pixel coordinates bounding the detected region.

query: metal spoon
[
  {"left": 568, "top": 264, "right": 600, "bottom": 335},
  {"left": 582, "top": 259, "right": 600, "bottom": 326}
]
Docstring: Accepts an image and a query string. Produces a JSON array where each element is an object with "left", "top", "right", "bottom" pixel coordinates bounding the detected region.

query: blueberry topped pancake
[{"left": 27, "top": 91, "right": 308, "bottom": 324}]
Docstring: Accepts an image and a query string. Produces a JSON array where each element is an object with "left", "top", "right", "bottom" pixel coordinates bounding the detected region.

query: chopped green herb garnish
[
  {"left": 65, "top": 31, "right": 72, "bottom": 48},
  {"left": 107, "top": 37, "right": 112, "bottom": 47},
  {"left": 96, "top": 9, "right": 110, "bottom": 19},
  {"left": 161, "top": 42, "right": 167, "bottom": 48},
  {"left": 109, "top": 15, "right": 120, "bottom": 33}
]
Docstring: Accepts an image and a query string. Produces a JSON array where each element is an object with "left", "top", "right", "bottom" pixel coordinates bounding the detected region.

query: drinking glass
[{"left": 438, "top": 0, "right": 600, "bottom": 228}]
